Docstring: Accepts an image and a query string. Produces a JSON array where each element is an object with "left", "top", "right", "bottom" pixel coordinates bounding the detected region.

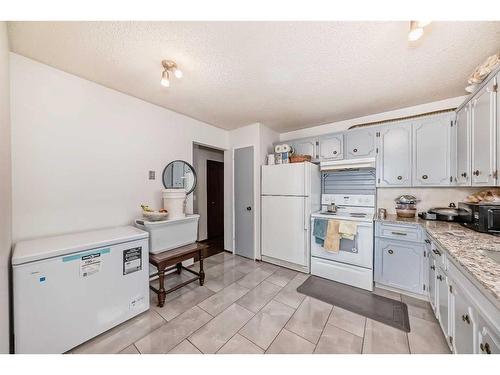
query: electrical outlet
[{"left": 148, "top": 170, "right": 155, "bottom": 180}]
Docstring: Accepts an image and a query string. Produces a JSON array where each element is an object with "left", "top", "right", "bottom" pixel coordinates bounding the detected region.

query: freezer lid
[{"left": 12, "top": 226, "right": 148, "bottom": 265}]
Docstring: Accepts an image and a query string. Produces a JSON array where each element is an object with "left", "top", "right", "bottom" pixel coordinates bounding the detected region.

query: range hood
[{"left": 320, "top": 157, "right": 376, "bottom": 171}]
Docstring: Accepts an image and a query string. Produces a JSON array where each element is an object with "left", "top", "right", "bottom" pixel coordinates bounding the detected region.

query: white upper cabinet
[
  {"left": 376, "top": 122, "right": 412, "bottom": 187},
  {"left": 412, "top": 114, "right": 453, "bottom": 186},
  {"left": 471, "top": 78, "right": 497, "bottom": 186},
  {"left": 289, "top": 138, "right": 318, "bottom": 161},
  {"left": 456, "top": 104, "right": 472, "bottom": 186},
  {"left": 318, "top": 133, "right": 343, "bottom": 160},
  {"left": 345, "top": 127, "right": 377, "bottom": 159}
]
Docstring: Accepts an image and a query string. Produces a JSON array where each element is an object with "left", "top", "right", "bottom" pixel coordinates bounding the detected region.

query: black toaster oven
[{"left": 458, "top": 202, "right": 500, "bottom": 234}]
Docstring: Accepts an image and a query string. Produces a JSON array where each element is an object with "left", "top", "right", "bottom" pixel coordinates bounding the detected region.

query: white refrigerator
[{"left": 261, "top": 162, "right": 320, "bottom": 273}]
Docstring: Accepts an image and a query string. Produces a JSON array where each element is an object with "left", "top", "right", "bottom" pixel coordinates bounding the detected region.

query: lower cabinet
[
  {"left": 428, "top": 252, "right": 437, "bottom": 314},
  {"left": 477, "top": 317, "right": 500, "bottom": 354},
  {"left": 374, "top": 223, "right": 425, "bottom": 295},
  {"left": 451, "top": 282, "right": 477, "bottom": 354},
  {"left": 437, "top": 266, "right": 451, "bottom": 343}
]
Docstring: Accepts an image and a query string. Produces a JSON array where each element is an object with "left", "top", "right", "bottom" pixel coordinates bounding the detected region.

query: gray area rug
[{"left": 297, "top": 276, "right": 410, "bottom": 332}]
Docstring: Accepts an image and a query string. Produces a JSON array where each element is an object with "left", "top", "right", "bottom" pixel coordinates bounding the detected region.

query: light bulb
[
  {"left": 174, "top": 68, "right": 183, "bottom": 79},
  {"left": 408, "top": 27, "right": 424, "bottom": 41},
  {"left": 161, "top": 70, "right": 170, "bottom": 87}
]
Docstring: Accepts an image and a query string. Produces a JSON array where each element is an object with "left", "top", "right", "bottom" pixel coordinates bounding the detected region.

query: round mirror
[{"left": 162, "top": 160, "right": 197, "bottom": 194}]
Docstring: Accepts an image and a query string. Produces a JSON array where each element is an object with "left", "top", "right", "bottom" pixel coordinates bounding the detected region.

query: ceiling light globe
[
  {"left": 408, "top": 27, "right": 424, "bottom": 41},
  {"left": 174, "top": 68, "right": 183, "bottom": 79},
  {"left": 161, "top": 70, "right": 170, "bottom": 87}
]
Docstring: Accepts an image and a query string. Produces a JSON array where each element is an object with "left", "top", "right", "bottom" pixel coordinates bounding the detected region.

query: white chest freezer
[{"left": 12, "top": 226, "right": 150, "bottom": 354}]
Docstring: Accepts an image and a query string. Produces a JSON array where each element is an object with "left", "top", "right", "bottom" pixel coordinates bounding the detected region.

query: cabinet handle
[
  {"left": 388, "top": 249, "right": 394, "bottom": 254},
  {"left": 422, "top": 175, "right": 428, "bottom": 180},
  {"left": 430, "top": 265, "right": 435, "bottom": 270},
  {"left": 353, "top": 148, "right": 358, "bottom": 153},
  {"left": 391, "top": 231, "right": 407, "bottom": 236},
  {"left": 473, "top": 170, "right": 480, "bottom": 176},
  {"left": 461, "top": 172, "right": 467, "bottom": 178},
  {"left": 437, "top": 275, "right": 443, "bottom": 281},
  {"left": 397, "top": 176, "right": 402, "bottom": 180},
  {"left": 432, "top": 249, "right": 441, "bottom": 256},
  {"left": 333, "top": 151, "right": 337, "bottom": 155},
  {"left": 461, "top": 314, "right": 470, "bottom": 324},
  {"left": 480, "top": 343, "right": 491, "bottom": 354},
  {"left": 425, "top": 239, "right": 431, "bottom": 244}
]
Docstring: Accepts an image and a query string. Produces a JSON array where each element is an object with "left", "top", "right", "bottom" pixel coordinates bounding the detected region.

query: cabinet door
[
  {"left": 412, "top": 115, "right": 453, "bottom": 186},
  {"left": 290, "top": 138, "right": 318, "bottom": 160},
  {"left": 437, "top": 267, "right": 450, "bottom": 339},
  {"left": 478, "top": 316, "right": 500, "bottom": 354},
  {"left": 428, "top": 256, "right": 437, "bottom": 314},
  {"left": 319, "top": 134, "right": 343, "bottom": 160},
  {"left": 471, "top": 80, "right": 496, "bottom": 186},
  {"left": 375, "top": 238, "right": 423, "bottom": 294},
  {"left": 376, "top": 123, "right": 412, "bottom": 186},
  {"left": 456, "top": 104, "right": 472, "bottom": 186},
  {"left": 451, "top": 282, "right": 476, "bottom": 354},
  {"left": 345, "top": 128, "right": 376, "bottom": 159}
]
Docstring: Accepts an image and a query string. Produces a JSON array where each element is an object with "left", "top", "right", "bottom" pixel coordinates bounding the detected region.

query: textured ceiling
[{"left": 7, "top": 21, "right": 500, "bottom": 132}]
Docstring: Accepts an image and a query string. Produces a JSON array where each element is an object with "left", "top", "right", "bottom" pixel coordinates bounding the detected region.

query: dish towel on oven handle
[
  {"left": 338, "top": 220, "right": 357, "bottom": 241},
  {"left": 324, "top": 220, "right": 341, "bottom": 253}
]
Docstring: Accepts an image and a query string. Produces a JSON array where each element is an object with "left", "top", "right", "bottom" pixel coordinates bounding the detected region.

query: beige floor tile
[
  {"left": 236, "top": 281, "right": 282, "bottom": 313},
  {"left": 408, "top": 316, "right": 450, "bottom": 354},
  {"left": 189, "top": 303, "right": 254, "bottom": 353},
  {"left": 233, "top": 259, "right": 262, "bottom": 274},
  {"left": 135, "top": 306, "right": 212, "bottom": 354},
  {"left": 217, "top": 334, "right": 264, "bottom": 354},
  {"left": 373, "top": 287, "right": 402, "bottom": 301},
  {"left": 210, "top": 252, "right": 234, "bottom": 263},
  {"left": 362, "top": 319, "right": 409, "bottom": 354},
  {"left": 327, "top": 306, "right": 366, "bottom": 338},
  {"left": 402, "top": 295, "right": 437, "bottom": 322},
  {"left": 314, "top": 324, "right": 363, "bottom": 354},
  {"left": 285, "top": 297, "right": 332, "bottom": 344},
  {"left": 154, "top": 286, "right": 215, "bottom": 321},
  {"left": 204, "top": 268, "right": 247, "bottom": 293},
  {"left": 266, "top": 329, "right": 315, "bottom": 354},
  {"left": 198, "top": 282, "right": 250, "bottom": 316},
  {"left": 236, "top": 268, "right": 273, "bottom": 289},
  {"left": 256, "top": 262, "right": 281, "bottom": 273},
  {"left": 168, "top": 340, "right": 202, "bottom": 354},
  {"left": 266, "top": 267, "right": 298, "bottom": 287},
  {"left": 118, "top": 345, "right": 140, "bottom": 354},
  {"left": 273, "top": 273, "right": 308, "bottom": 309},
  {"left": 72, "top": 310, "right": 165, "bottom": 354},
  {"left": 239, "top": 299, "right": 295, "bottom": 350}
]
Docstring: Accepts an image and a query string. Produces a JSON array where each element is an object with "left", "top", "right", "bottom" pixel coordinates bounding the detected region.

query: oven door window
[{"left": 487, "top": 208, "right": 500, "bottom": 232}]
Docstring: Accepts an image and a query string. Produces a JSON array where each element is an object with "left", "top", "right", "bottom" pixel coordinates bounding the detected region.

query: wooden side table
[{"left": 149, "top": 242, "right": 207, "bottom": 307}]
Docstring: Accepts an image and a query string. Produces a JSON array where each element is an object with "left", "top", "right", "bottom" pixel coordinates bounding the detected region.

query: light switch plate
[{"left": 148, "top": 170, "right": 155, "bottom": 180}]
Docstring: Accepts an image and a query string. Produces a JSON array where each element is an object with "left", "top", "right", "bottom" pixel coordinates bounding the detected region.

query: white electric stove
[{"left": 311, "top": 194, "right": 375, "bottom": 291}]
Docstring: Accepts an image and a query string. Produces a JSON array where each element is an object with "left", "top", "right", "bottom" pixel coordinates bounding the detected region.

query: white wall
[
  {"left": 226, "top": 123, "right": 278, "bottom": 258},
  {"left": 377, "top": 187, "right": 482, "bottom": 215},
  {"left": 280, "top": 96, "right": 468, "bottom": 141},
  {"left": 192, "top": 144, "right": 224, "bottom": 241},
  {"left": 0, "top": 22, "right": 12, "bottom": 354},
  {"left": 10, "top": 54, "right": 229, "bottom": 242}
]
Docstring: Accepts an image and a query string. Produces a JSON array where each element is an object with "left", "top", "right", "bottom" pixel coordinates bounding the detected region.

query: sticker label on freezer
[
  {"left": 123, "top": 247, "right": 142, "bottom": 275},
  {"left": 80, "top": 253, "right": 102, "bottom": 277}
]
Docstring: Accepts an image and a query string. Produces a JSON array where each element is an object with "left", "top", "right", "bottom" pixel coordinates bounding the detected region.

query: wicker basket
[{"left": 289, "top": 154, "right": 312, "bottom": 163}]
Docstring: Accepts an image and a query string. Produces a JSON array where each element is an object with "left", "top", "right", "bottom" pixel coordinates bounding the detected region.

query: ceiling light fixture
[
  {"left": 408, "top": 21, "right": 431, "bottom": 42},
  {"left": 161, "top": 60, "right": 182, "bottom": 87}
]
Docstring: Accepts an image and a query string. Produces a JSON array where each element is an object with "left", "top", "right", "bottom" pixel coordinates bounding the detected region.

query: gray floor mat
[{"left": 297, "top": 276, "right": 410, "bottom": 332}]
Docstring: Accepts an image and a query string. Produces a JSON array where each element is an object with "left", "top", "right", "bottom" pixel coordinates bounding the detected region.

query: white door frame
[{"left": 232, "top": 144, "right": 256, "bottom": 259}]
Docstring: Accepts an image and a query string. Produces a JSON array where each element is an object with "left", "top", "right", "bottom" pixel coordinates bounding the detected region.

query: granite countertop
[{"left": 377, "top": 214, "right": 500, "bottom": 305}]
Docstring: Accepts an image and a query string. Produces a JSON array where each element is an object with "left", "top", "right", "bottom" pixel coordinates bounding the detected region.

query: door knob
[
  {"left": 353, "top": 148, "right": 358, "bottom": 153},
  {"left": 388, "top": 249, "right": 394, "bottom": 254},
  {"left": 246, "top": 206, "right": 252, "bottom": 211}
]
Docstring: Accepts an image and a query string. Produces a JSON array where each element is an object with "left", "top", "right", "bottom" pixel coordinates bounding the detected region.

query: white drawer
[{"left": 377, "top": 222, "right": 421, "bottom": 242}]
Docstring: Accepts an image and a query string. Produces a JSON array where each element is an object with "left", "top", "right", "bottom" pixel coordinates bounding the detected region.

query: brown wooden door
[{"left": 207, "top": 160, "right": 224, "bottom": 239}]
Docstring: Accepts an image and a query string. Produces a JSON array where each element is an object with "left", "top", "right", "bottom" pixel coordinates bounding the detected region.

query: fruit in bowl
[{"left": 141, "top": 205, "right": 168, "bottom": 221}]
